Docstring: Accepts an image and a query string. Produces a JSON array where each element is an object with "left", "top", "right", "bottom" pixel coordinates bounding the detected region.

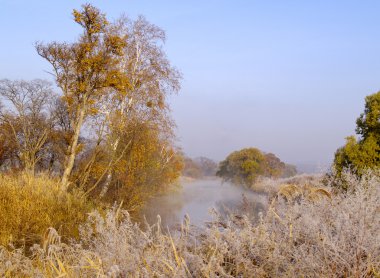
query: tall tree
[
  {"left": 98, "top": 15, "right": 181, "bottom": 194},
  {"left": 36, "top": 4, "right": 128, "bottom": 188}
]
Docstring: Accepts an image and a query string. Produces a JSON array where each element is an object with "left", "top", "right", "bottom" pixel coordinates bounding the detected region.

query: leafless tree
[{"left": 0, "top": 79, "right": 54, "bottom": 174}]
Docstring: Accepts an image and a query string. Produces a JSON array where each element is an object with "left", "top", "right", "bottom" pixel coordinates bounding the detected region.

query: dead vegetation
[
  {"left": 0, "top": 171, "right": 379, "bottom": 277},
  {"left": 0, "top": 173, "right": 94, "bottom": 251}
]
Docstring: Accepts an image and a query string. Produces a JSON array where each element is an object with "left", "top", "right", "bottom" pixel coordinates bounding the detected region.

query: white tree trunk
[{"left": 61, "top": 107, "right": 85, "bottom": 189}]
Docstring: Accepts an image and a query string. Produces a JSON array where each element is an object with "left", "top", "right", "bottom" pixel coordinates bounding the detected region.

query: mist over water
[{"left": 140, "top": 178, "right": 268, "bottom": 228}]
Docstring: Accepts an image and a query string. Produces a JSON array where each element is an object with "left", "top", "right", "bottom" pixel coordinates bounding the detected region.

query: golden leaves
[{"left": 72, "top": 4, "right": 108, "bottom": 34}]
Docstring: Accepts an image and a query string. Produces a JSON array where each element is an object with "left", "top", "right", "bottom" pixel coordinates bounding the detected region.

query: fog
[{"left": 140, "top": 178, "right": 267, "bottom": 228}]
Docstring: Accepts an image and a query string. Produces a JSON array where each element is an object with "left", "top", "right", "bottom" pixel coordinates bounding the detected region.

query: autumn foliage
[{"left": 0, "top": 4, "right": 182, "bottom": 228}]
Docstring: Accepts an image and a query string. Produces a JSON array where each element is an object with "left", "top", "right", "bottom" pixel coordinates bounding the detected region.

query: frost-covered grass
[
  {"left": 0, "top": 172, "right": 379, "bottom": 277},
  {"left": 250, "top": 173, "right": 324, "bottom": 195}
]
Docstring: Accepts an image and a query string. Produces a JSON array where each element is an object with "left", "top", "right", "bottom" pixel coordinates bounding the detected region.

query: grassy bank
[{"left": 0, "top": 172, "right": 379, "bottom": 277}]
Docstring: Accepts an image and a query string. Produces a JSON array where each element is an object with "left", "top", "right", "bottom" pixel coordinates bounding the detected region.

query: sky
[{"left": 1, "top": 1, "right": 380, "bottom": 169}]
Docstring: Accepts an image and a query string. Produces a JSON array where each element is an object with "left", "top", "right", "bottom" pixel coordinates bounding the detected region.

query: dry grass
[
  {"left": 0, "top": 171, "right": 379, "bottom": 277},
  {"left": 0, "top": 173, "right": 94, "bottom": 250}
]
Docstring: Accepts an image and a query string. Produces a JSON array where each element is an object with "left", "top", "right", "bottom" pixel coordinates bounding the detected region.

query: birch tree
[
  {"left": 100, "top": 15, "right": 181, "bottom": 195},
  {"left": 36, "top": 4, "right": 128, "bottom": 188}
]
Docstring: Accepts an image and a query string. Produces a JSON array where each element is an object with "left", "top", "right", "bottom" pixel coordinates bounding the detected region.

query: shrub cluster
[{"left": 217, "top": 148, "right": 297, "bottom": 187}]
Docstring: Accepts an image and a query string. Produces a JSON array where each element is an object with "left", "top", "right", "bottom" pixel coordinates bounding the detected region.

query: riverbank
[{"left": 1, "top": 171, "right": 378, "bottom": 277}]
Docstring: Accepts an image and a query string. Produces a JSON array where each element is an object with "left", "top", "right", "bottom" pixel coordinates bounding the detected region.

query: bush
[{"left": 0, "top": 173, "right": 94, "bottom": 249}]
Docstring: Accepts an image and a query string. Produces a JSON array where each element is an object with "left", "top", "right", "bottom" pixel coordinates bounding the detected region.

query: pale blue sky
[{"left": 1, "top": 1, "right": 380, "bottom": 168}]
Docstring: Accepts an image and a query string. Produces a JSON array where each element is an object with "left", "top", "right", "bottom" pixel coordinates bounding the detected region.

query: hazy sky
[{"left": 1, "top": 1, "right": 380, "bottom": 167}]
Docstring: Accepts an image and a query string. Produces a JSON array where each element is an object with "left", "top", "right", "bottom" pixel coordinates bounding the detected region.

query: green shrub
[{"left": 333, "top": 91, "right": 380, "bottom": 188}]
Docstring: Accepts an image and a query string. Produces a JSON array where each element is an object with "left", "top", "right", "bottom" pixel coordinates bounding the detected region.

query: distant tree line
[{"left": 182, "top": 156, "right": 218, "bottom": 178}]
